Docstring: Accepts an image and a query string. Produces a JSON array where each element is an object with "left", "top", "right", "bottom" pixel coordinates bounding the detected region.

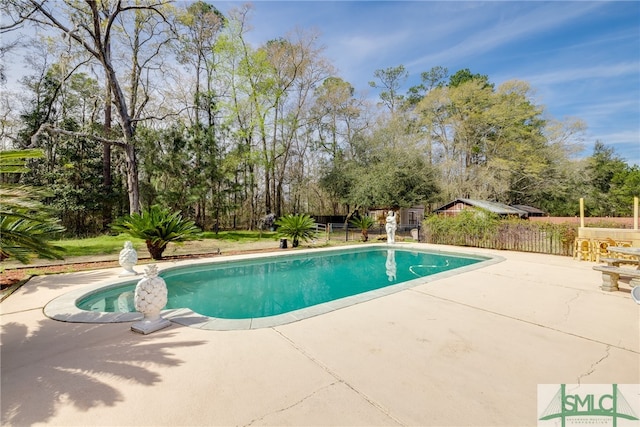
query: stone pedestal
[
  {"left": 600, "top": 272, "right": 619, "bottom": 292},
  {"left": 131, "top": 315, "right": 171, "bottom": 335}
]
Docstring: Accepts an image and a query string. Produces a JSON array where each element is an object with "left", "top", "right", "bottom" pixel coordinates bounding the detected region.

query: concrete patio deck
[{"left": 1, "top": 244, "right": 638, "bottom": 426}]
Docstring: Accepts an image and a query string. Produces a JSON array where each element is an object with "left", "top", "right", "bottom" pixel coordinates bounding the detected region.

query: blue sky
[{"left": 217, "top": 1, "right": 640, "bottom": 166}]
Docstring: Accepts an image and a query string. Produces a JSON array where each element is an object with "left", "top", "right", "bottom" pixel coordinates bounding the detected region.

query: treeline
[{"left": 2, "top": 1, "right": 638, "bottom": 237}]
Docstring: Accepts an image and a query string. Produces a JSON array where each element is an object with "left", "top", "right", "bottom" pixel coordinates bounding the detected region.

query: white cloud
[
  {"left": 525, "top": 62, "right": 639, "bottom": 87},
  {"left": 337, "top": 30, "right": 411, "bottom": 63},
  {"left": 404, "top": 2, "right": 607, "bottom": 70}
]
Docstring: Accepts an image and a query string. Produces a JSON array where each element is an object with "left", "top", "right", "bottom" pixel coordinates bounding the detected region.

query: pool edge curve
[{"left": 43, "top": 243, "right": 505, "bottom": 331}]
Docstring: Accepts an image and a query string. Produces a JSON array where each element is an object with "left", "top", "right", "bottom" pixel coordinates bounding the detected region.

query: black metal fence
[{"left": 323, "top": 223, "right": 422, "bottom": 243}]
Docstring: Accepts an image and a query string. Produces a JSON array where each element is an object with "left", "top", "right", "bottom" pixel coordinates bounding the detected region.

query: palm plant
[
  {"left": 0, "top": 216, "right": 65, "bottom": 263},
  {"left": 0, "top": 149, "right": 65, "bottom": 263},
  {"left": 275, "top": 214, "right": 317, "bottom": 248},
  {"left": 111, "top": 205, "right": 201, "bottom": 260},
  {"left": 349, "top": 215, "right": 375, "bottom": 242}
]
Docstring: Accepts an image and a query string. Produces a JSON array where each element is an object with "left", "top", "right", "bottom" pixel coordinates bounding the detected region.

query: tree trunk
[
  {"left": 275, "top": 181, "right": 283, "bottom": 217},
  {"left": 102, "top": 83, "right": 113, "bottom": 230},
  {"left": 146, "top": 241, "right": 167, "bottom": 260},
  {"left": 264, "top": 167, "right": 271, "bottom": 215},
  {"left": 124, "top": 143, "right": 140, "bottom": 213}
]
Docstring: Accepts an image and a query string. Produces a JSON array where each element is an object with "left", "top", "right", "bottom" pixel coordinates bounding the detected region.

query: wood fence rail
[{"left": 424, "top": 223, "right": 575, "bottom": 256}]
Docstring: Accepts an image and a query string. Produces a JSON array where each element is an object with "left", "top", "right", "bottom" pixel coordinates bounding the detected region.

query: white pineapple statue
[
  {"left": 131, "top": 264, "right": 171, "bottom": 334},
  {"left": 118, "top": 241, "right": 138, "bottom": 276}
]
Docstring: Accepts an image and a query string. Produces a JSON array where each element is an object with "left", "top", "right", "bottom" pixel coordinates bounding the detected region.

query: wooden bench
[
  {"left": 593, "top": 265, "right": 640, "bottom": 291},
  {"left": 598, "top": 257, "right": 640, "bottom": 267}
]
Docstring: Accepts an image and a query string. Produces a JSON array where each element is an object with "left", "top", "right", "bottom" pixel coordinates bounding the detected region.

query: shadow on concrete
[
  {"left": 17, "top": 270, "right": 123, "bottom": 296},
  {"left": 1, "top": 319, "right": 205, "bottom": 426}
]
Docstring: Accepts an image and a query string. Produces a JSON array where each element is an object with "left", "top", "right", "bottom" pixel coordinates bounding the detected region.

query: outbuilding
[{"left": 433, "top": 198, "right": 529, "bottom": 218}]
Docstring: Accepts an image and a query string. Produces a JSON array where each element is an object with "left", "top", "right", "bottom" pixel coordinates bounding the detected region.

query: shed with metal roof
[
  {"left": 433, "top": 198, "right": 529, "bottom": 218},
  {"left": 510, "top": 204, "right": 546, "bottom": 217}
]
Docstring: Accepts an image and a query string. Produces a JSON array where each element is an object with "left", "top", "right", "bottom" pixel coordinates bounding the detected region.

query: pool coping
[{"left": 43, "top": 243, "right": 505, "bottom": 330}]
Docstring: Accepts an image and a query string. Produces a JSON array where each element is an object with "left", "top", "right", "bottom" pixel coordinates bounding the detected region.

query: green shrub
[
  {"left": 275, "top": 214, "right": 316, "bottom": 247},
  {"left": 111, "top": 206, "right": 201, "bottom": 260},
  {"left": 349, "top": 216, "right": 375, "bottom": 242},
  {"left": 425, "top": 209, "right": 499, "bottom": 246},
  {"left": 423, "top": 210, "right": 578, "bottom": 255}
]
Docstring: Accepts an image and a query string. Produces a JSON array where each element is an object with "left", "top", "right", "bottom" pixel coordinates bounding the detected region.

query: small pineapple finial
[
  {"left": 144, "top": 264, "right": 159, "bottom": 278},
  {"left": 118, "top": 241, "right": 138, "bottom": 276}
]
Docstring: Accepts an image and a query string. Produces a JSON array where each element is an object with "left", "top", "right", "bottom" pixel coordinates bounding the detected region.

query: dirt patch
[{"left": 1, "top": 270, "right": 35, "bottom": 289}]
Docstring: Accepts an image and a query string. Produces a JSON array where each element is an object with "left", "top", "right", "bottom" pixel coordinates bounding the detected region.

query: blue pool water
[{"left": 77, "top": 247, "right": 486, "bottom": 319}]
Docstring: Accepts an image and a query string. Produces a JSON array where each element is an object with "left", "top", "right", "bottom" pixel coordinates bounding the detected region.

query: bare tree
[{"left": 3, "top": 0, "right": 177, "bottom": 213}]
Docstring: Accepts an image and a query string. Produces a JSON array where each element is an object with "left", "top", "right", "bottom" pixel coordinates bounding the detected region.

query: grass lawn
[
  {"left": 0, "top": 231, "right": 283, "bottom": 289},
  {"left": 55, "top": 231, "right": 281, "bottom": 258}
]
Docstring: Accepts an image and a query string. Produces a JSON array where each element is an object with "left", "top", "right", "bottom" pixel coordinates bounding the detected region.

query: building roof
[
  {"left": 510, "top": 204, "right": 546, "bottom": 215},
  {"left": 434, "top": 198, "right": 529, "bottom": 217}
]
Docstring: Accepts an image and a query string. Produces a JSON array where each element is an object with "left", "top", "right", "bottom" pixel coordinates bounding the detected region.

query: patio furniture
[
  {"left": 592, "top": 238, "right": 618, "bottom": 262},
  {"left": 573, "top": 238, "right": 592, "bottom": 261},
  {"left": 608, "top": 240, "right": 635, "bottom": 260},
  {"left": 577, "top": 237, "right": 636, "bottom": 263},
  {"left": 594, "top": 246, "right": 640, "bottom": 291},
  {"left": 598, "top": 257, "right": 640, "bottom": 267},
  {"left": 592, "top": 265, "right": 640, "bottom": 292},
  {"left": 607, "top": 246, "right": 640, "bottom": 271}
]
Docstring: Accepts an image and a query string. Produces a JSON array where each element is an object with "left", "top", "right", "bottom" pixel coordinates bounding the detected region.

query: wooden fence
[
  {"left": 529, "top": 216, "right": 634, "bottom": 228},
  {"left": 423, "top": 222, "right": 576, "bottom": 256},
  {"left": 325, "top": 221, "right": 578, "bottom": 256}
]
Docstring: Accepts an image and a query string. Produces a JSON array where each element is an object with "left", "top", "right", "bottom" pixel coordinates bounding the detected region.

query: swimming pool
[{"left": 45, "top": 244, "right": 503, "bottom": 330}]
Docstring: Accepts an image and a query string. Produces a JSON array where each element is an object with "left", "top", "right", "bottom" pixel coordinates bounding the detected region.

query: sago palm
[
  {"left": 111, "top": 206, "right": 201, "bottom": 260},
  {"left": 349, "top": 215, "right": 375, "bottom": 242},
  {"left": 0, "top": 149, "right": 65, "bottom": 263},
  {"left": 275, "top": 214, "right": 317, "bottom": 248},
  {"left": 0, "top": 216, "right": 65, "bottom": 263}
]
